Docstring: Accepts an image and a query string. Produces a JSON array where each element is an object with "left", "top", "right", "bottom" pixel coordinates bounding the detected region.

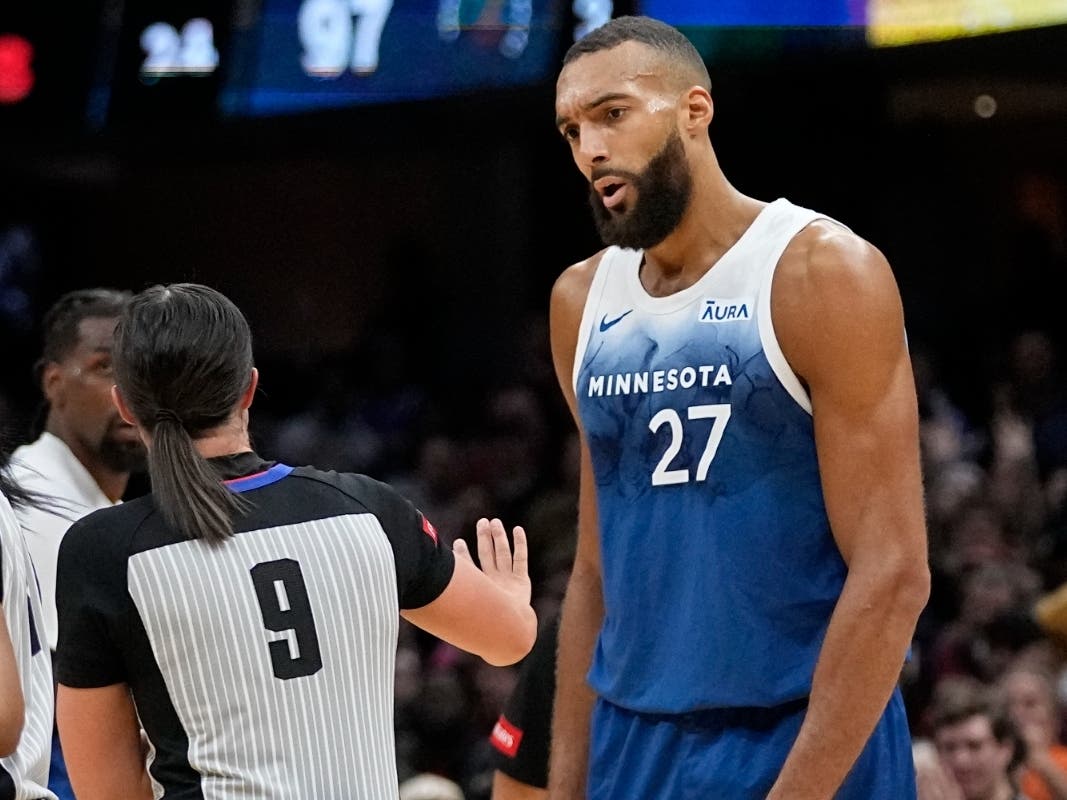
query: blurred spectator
[
  {"left": 930, "top": 684, "right": 1028, "bottom": 800},
  {"left": 931, "top": 563, "right": 1041, "bottom": 684},
  {"left": 1000, "top": 668, "right": 1067, "bottom": 799},
  {"left": 914, "top": 738, "right": 964, "bottom": 800},
  {"left": 391, "top": 435, "right": 491, "bottom": 550},
  {"left": 472, "top": 386, "right": 551, "bottom": 523},
  {"left": 273, "top": 358, "right": 383, "bottom": 472}
]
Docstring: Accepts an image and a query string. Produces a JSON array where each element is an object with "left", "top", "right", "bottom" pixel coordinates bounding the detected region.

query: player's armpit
[
  {"left": 402, "top": 518, "right": 535, "bottom": 667},
  {"left": 57, "top": 682, "right": 153, "bottom": 800}
]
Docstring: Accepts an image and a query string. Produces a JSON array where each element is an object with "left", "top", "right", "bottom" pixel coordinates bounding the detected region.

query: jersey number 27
[{"left": 649, "top": 404, "right": 732, "bottom": 486}]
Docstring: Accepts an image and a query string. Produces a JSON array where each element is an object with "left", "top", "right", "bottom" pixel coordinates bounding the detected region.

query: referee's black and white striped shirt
[
  {"left": 54, "top": 452, "right": 455, "bottom": 799},
  {"left": 0, "top": 492, "right": 55, "bottom": 800}
]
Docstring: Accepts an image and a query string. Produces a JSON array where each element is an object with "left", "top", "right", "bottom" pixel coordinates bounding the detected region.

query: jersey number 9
[{"left": 250, "top": 559, "right": 323, "bottom": 680}]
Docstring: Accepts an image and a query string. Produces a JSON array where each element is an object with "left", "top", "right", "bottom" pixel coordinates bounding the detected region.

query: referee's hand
[{"left": 455, "top": 518, "right": 531, "bottom": 608}]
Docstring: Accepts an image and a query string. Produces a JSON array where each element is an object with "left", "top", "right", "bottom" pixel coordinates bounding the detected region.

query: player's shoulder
[
  {"left": 551, "top": 247, "right": 612, "bottom": 313},
  {"left": 774, "top": 218, "right": 905, "bottom": 384},
  {"left": 777, "top": 219, "right": 895, "bottom": 306}
]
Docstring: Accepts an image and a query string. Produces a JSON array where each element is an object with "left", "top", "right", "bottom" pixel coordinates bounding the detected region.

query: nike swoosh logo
[{"left": 599, "top": 309, "right": 633, "bottom": 332}]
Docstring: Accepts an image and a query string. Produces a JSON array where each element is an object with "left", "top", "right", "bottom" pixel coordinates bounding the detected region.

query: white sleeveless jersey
[{"left": 1, "top": 492, "right": 56, "bottom": 800}]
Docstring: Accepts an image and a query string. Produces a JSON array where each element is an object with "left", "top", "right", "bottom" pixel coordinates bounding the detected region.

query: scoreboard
[
  {"left": 1, "top": 0, "right": 612, "bottom": 132},
  {"left": 219, "top": 0, "right": 592, "bottom": 116},
  {"left": 2, "top": 0, "right": 1066, "bottom": 135}
]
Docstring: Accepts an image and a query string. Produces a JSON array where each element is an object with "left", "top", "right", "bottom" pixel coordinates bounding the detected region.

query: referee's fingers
[
  {"left": 490, "top": 518, "right": 511, "bottom": 570},
  {"left": 453, "top": 537, "right": 473, "bottom": 564},
  {"left": 511, "top": 526, "right": 528, "bottom": 576},
  {"left": 475, "top": 517, "right": 495, "bottom": 571}
]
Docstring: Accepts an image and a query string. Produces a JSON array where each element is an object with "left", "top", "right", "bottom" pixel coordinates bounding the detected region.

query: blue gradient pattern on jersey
[{"left": 578, "top": 295, "right": 846, "bottom": 713}]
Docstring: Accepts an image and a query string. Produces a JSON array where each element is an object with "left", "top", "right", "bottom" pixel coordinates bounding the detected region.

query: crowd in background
[
  {"left": 5, "top": 305, "right": 1067, "bottom": 797},
  {"left": 2, "top": 188, "right": 1067, "bottom": 799},
  {"left": 248, "top": 299, "right": 1067, "bottom": 798}
]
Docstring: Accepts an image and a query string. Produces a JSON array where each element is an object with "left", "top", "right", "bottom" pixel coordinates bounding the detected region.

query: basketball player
[
  {"left": 12, "top": 288, "right": 141, "bottom": 651},
  {"left": 10, "top": 288, "right": 141, "bottom": 800},
  {"left": 548, "top": 17, "right": 929, "bottom": 799},
  {"left": 0, "top": 461, "right": 57, "bottom": 798},
  {"left": 52, "top": 284, "right": 536, "bottom": 799}
]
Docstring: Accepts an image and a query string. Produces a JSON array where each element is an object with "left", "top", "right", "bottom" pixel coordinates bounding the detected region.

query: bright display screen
[
  {"left": 867, "top": 0, "right": 1067, "bottom": 46},
  {"left": 219, "top": 0, "right": 595, "bottom": 117},
  {"left": 640, "top": 0, "right": 867, "bottom": 27}
]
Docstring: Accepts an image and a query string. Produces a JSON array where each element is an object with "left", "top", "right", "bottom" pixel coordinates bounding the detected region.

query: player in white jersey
[
  {"left": 54, "top": 284, "right": 536, "bottom": 799},
  {"left": 0, "top": 464, "right": 56, "bottom": 800},
  {"left": 548, "top": 16, "right": 930, "bottom": 800}
]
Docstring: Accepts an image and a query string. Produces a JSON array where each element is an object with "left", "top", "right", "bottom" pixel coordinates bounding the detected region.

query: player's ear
[
  {"left": 682, "top": 85, "right": 713, "bottom": 134},
  {"left": 111, "top": 385, "right": 138, "bottom": 427},
  {"left": 41, "top": 361, "right": 65, "bottom": 408}
]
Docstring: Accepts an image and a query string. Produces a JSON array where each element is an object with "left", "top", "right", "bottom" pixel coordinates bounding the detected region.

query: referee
[{"left": 52, "top": 283, "right": 536, "bottom": 799}]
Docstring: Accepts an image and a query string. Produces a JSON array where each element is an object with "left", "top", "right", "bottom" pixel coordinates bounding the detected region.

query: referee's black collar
[{"left": 208, "top": 450, "right": 276, "bottom": 481}]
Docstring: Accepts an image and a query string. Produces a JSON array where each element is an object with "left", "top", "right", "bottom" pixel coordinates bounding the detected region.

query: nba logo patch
[{"left": 699, "top": 298, "right": 752, "bottom": 323}]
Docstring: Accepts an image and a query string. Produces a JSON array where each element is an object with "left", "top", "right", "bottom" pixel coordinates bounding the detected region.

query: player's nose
[{"left": 577, "top": 124, "right": 609, "bottom": 167}]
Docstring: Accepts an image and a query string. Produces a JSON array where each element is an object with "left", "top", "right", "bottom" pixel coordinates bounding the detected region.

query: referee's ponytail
[{"left": 113, "top": 284, "right": 254, "bottom": 544}]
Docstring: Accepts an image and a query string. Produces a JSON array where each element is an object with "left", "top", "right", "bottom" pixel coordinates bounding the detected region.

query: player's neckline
[{"left": 623, "top": 198, "right": 786, "bottom": 314}]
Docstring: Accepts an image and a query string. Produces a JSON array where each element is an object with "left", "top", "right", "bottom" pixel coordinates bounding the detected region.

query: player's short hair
[
  {"left": 562, "top": 16, "right": 711, "bottom": 91},
  {"left": 114, "top": 284, "right": 254, "bottom": 544},
  {"left": 40, "top": 288, "right": 132, "bottom": 365},
  {"left": 929, "top": 684, "right": 1026, "bottom": 770}
]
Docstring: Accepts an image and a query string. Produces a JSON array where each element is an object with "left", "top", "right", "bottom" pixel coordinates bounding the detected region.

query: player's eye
[
  {"left": 561, "top": 125, "right": 579, "bottom": 142},
  {"left": 89, "top": 358, "right": 114, "bottom": 378},
  {"left": 607, "top": 107, "right": 626, "bottom": 121}
]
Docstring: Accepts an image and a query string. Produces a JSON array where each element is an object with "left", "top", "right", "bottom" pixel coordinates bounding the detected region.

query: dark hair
[
  {"left": 113, "top": 284, "right": 254, "bottom": 544},
  {"left": 39, "top": 288, "right": 132, "bottom": 367},
  {"left": 930, "top": 686, "right": 1027, "bottom": 772},
  {"left": 0, "top": 457, "right": 33, "bottom": 511},
  {"left": 563, "top": 16, "right": 711, "bottom": 91}
]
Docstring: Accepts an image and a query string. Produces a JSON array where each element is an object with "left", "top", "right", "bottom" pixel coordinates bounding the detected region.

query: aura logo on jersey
[
  {"left": 699, "top": 298, "right": 752, "bottom": 323},
  {"left": 587, "top": 364, "right": 733, "bottom": 397}
]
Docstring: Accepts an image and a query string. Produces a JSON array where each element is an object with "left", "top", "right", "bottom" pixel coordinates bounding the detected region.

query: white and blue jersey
[{"left": 575, "top": 198, "right": 845, "bottom": 713}]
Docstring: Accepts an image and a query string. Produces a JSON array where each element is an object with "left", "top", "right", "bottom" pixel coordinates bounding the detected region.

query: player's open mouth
[
  {"left": 606, "top": 183, "right": 627, "bottom": 211},
  {"left": 594, "top": 178, "right": 630, "bottom": 211}
]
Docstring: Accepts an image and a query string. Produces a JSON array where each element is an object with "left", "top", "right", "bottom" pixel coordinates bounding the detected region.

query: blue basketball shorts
[{"left": 588, "top": 689, "right": 916, "bottom": 799}]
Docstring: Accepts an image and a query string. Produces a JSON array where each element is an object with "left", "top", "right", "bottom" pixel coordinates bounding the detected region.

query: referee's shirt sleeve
[
  {"left": 359, "top": 478, "right": 455, "bottom": 610},
  {"left": 54, "top": 515, "right": 127, "bottom": 687}
]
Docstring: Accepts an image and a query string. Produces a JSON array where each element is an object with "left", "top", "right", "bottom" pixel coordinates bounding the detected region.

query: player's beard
[
  {"left": 98, "top": 423, "right": 147, "bottom": 473},
  {"left": 588, "top": 129, "right": 693, "bottom": 251}
]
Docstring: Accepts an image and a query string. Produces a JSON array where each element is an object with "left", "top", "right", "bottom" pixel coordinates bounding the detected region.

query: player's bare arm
[
  {"left": 493, "top": 769, "right": 549, "bottom": 800},
  {"left": 402, "top": 517, "right": 536, "bottom": 667},
  {"left": 57, "top": 682, "right": 154, "bottom": 800},
  {"left": 0, "top": 608, "right": 25, "bottom": 757},
  {"left": 547, "top": 252, "right": 606, "bottom": 800},
  {"left": 766, "top": 222, "right": 930, "bottom": 800}
]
